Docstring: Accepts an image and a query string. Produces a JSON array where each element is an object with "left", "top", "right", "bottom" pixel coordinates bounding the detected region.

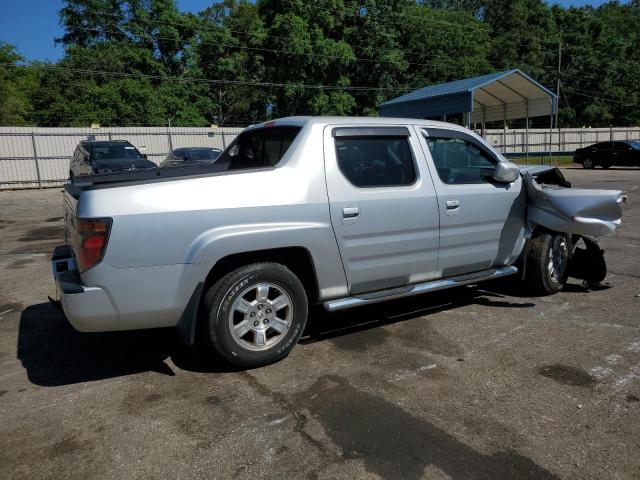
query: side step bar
[{"left": 323, "top": 266, "right": 518, "bottom": 312}]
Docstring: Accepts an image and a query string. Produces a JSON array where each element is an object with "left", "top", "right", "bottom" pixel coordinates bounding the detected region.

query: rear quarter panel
[{"left": 77, "top": 123, "right": 347, "bottom": 329}]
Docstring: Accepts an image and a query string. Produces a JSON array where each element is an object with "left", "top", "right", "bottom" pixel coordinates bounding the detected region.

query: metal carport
[{"left": 379, "top": 69, "right": 557, "bottom": 156}]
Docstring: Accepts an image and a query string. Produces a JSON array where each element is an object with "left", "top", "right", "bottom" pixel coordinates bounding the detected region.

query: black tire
[
  {"left": 524, "top": 232, "right": 571, "bottom": 295},
  {"left": 202, "top": 262, "right": 308, "bottom": 367},
  {"left": 601, "top": 163, "right": 611, "bottom": 169},
  {"left": 582, "top": 158, "right": 595, "bottom": 169}
]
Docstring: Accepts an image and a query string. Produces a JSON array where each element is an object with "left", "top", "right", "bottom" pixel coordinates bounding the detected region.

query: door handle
[
  {"left": 342, "top": 206, "right": 360, "bottom": 218},
  {"left": 446, "top": 199, "right": 460, "bottom": 210}
]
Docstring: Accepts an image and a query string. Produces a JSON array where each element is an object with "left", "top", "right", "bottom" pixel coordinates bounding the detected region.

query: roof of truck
[{"left": 245, "top": 116, "right": 459, "bottom": 131}]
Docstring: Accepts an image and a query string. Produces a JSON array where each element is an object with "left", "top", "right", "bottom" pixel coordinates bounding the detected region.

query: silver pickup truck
[{"left": 52, "top": 117, "right": 625, "bottom": 367}]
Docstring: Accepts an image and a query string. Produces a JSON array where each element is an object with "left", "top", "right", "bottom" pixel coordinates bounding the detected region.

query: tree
[{"left": 0, "top": 43, "right": 39, "bottom": 125}]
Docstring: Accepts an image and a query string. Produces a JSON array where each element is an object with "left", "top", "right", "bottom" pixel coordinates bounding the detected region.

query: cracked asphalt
[{"left": 0, "top": 167, "right": 639, "bottom": 479}]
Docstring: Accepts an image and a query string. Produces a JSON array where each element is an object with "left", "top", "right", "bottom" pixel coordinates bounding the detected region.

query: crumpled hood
[
  {"left": 522, "top": 168, "right": 625, "bottom": 237},
  {"left": 93, "top": 158, "right": 157, "bottom": 172}
]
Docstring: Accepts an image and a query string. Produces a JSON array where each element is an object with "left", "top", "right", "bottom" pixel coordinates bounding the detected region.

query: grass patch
[{"left": 508, "top": 155, "right": 576, "bottom": 166}]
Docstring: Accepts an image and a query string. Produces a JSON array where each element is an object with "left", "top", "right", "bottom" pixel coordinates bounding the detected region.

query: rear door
[
  {"left": 323, "top": 125, "right": 440, "bottom": 294},
  {"left": 594, "top": 142, "right": 613, "bottom": 164},
  {"left": 419, "top": 128, "right": 526, "bottom": 277},
  {"left": 613, "top": 142, "right": 634, "bottom": 166}
]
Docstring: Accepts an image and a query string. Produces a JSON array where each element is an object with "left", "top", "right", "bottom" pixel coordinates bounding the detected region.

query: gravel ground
[{"left": 0, "top": 167, "right": 639, "bottom": 480}]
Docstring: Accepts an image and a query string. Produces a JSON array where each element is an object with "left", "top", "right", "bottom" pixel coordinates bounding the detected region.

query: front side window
[
  {"left": 335, "top": 137, "right": 416, "bottom": 188},
  {"left": 425, "top": 137, "right": 497, "bottom": 184},
  {"left": 217, "top": 126, "right": 301, "bottom": 171}
]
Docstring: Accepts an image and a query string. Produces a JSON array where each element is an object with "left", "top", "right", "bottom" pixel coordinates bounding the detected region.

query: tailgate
[{"left": 63, "top": 183, "right": 80, "bottom": 256}]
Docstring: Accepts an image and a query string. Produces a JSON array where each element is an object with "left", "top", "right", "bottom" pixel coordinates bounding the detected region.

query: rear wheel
[
  {"left": 524, "top": 232, "right": 571, "bottom": 295},
  {"left": 202, "top": 263, "right": 308, "bottom": 367},
  {"left": 582, "top": 158, "right": 595, "bottom": 169},
  {"left": 601, "top": 163, "right": 611, "bottom": 169}
]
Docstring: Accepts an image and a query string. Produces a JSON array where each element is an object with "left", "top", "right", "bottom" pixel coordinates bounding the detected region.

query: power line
[
  {"left": 0, "top": 62, "right": 414, "bottom": 92},
  {"left": 561, "top": 87, "right": 633, "bottom": 106}
]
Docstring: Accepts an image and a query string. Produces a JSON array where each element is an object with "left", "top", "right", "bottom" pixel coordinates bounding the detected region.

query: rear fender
[{"left": 184, "top": 221, "right": 348, "bottom": 300}]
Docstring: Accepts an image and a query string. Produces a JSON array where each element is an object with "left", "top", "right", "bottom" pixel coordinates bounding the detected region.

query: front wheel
[
  {"left": 582, "top": 158, "right": 595, "bottom": 169},
  {"left": 524, "top": 232, "right": 571, "bottom": 295},
  {"left": 202, "top": 263, "right": 308, "bottom": 367}
]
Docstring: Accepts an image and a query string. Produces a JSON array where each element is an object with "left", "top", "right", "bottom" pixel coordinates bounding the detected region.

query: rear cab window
[
  {"left": 332, "top": 126, "right": 417, "bottom": 188},
  {"left": 216, "top": 126, "right": 301, "bottom": 171}
]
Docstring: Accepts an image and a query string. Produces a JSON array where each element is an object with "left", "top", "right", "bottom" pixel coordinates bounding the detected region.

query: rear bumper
[{"left": 51, "top": 245, "right": 119, "bottom": 332}]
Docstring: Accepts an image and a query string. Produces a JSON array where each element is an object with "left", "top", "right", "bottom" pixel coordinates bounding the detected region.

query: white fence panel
[{"left": 2, "top": 126, "right": 639, "bottom": 189}]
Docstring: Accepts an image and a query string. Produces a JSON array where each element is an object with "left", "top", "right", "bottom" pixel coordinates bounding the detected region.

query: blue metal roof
[
  {"left": 380, "top": 69, "right": 555, "bottom": 107},
  {"left": 379, "top": 69, "right": 557, "bottom": 122}
]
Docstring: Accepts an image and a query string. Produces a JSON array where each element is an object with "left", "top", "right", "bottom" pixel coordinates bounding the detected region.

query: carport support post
[
  {"left": 502, "top": 103, "right": 507, "bottom": 155},
  {"left": 30, "top": 132, "right": 42, "bottom": 189},
  {"left": 525, "top": 101, "right": 530, "bottom": 165},
  {"left": 549, "top": 110, "right": 554, "bottom": 164}
]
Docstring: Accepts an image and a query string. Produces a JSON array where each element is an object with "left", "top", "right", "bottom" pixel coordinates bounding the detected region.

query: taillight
[{"left": 76, "top": 218, "right": 112, "bottom": 272}]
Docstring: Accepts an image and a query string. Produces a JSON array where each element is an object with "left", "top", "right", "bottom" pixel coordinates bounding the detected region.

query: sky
[{"left": 0, "top": 0, "right": 620, "bottom": 62}]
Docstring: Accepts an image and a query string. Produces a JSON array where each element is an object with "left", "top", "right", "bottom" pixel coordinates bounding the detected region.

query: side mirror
[{"left": 493, "top": 161, "right": 520, "bottom": 183}]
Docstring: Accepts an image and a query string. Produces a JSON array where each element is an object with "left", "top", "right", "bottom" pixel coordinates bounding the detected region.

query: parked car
[
  {"left": 53, "top": 117, "right": 625, "bottom": 368},
  {"left": 160, "top": 147, "right": 223, "bottom": 168},
  {"left": 573, "top": 140, "right": 640, "bottom": 169},
  {"left": 69, "top": 140, "right": 157, "bottom": 177}
]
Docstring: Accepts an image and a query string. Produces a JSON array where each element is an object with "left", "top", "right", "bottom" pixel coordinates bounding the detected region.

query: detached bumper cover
[{"left": 52, "top": 245, "right": 119, "bottom": 332}]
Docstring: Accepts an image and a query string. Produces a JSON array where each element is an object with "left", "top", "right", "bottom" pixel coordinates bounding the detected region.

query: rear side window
[
  {"left": 594, "top": 142, "right": 613, "bottom": 151},
  {"left": 425, "top": 137, "right": 496, "bottom": 184},
  {"left": 217, "top": 126, "right": 301, "bottom": 171},
  {"left": 335, "top": 137, "right": 416, "bottom": 188}
]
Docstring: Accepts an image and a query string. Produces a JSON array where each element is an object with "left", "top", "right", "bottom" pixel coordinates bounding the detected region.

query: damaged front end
[
  {"left": 521, "top": 165, "right": 626, "bottom": 287},
  {"left": 521, "top": 165, "right": 626, "bottom": 237}
]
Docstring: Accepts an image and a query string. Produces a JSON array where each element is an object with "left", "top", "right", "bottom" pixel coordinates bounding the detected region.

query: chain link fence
[{"left": 1, "top": 125, "right": 639, "bottom": 189}]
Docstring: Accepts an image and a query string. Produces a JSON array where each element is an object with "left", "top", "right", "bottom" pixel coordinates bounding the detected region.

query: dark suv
[
  {"left": 574, "top": 141, "right": 640, "bottom": 169},
  {"left": 69, "top": 140, "right": 157, "bottom": 177}
]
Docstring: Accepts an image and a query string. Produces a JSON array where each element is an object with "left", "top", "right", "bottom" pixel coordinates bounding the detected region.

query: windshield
[
  {"left": 188, "top": 148, "right": 221, "bottom": 161},
  {"left": 91, "top": 144, "right": 143, "bottom": 161},
  {"left": 628, "top": 141, "right": 640, "bottom": 151}
]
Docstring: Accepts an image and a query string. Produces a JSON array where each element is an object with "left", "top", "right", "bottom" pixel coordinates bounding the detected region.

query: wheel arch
[
  {"left": 178, "top": 246, "right": 319, "bottom": 347},
  {"left": 203, "top": 246, "right": 320, "bottom": 305}
]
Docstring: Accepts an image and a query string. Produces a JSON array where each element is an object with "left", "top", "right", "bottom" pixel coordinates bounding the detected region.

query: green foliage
[
  {"left": 1, "top": 0, "right": 639, "bottom": 127},
  {"left": 0, "top": 43, "right": 40, "bottom": 125}
]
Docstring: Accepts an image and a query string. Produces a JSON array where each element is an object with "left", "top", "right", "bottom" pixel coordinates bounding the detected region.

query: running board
[{"left": 323, "top": 266, "right": 518, "bottom": 312}]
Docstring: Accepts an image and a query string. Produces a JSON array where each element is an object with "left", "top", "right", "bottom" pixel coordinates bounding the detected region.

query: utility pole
[{"left": 555, "top": 40, "right": 561, "bottom": 130}]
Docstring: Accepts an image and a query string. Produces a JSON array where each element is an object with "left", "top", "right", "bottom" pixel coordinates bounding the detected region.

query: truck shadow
[
  {"left": 18, "top": 286, "right": 534, "bottom": 386},
  {"left": 16, "top": 302, "right": 237, "bottom": 387},
  {"left": 302, "top": 285, "right": 534, "bottom": 344}
]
